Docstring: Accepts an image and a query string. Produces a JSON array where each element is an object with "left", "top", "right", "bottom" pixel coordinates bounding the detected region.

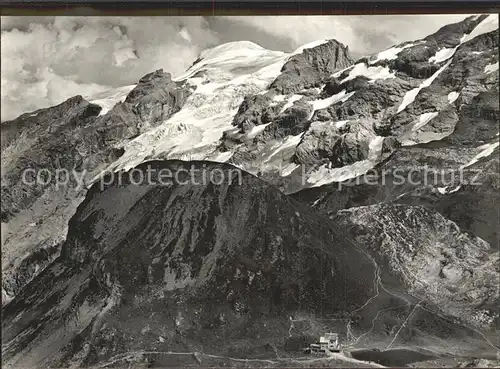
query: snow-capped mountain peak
[{"left": 80, "top": 15, "right": 498, "bottom": 193}]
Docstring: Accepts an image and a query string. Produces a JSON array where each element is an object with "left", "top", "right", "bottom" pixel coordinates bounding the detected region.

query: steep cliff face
[
  {"left": 1, "top": 70, "right": 192, "bottom": 304},
  {"left": 291, "top": 85, "right": 499, "bottom": 247},
  {"left": 332, "top": 204, "right": 499, "bottom": 330},
  {"left": 269, "top": 39, "right": 354, "bottom": 94},
  {"left": 212, "top": 15, "right": 498, "bottom": 194}
]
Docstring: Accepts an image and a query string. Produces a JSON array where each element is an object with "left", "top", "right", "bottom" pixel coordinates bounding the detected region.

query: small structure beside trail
[{"left": 304, "top": 332, "right": 341, "bottom": 354}]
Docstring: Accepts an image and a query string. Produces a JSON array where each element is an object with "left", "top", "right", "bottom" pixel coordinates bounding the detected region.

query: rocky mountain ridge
[
  {"left": 3, "top": 162, "right": 498, "bottom": 368},
  {"left": 1, "top": 69, "right": 192, "bottom": 304},
  {"left": 1, "top": 14, "right": 499, "bottom": 368}
]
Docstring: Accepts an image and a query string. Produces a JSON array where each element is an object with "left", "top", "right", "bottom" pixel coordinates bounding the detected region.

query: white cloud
[{"left": 1, "top": 16, "right": 219, "bottom": 121}]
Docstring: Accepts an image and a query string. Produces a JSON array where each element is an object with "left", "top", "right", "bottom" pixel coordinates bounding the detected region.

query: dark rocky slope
[
  {"left": 1, "top": 69, "right": 190, "bottom": 223},
  {"left": 292, "top": 84, "right": 499, "bottom": 247},
  {"left": 3, "top": 161, "right": 496, "bottom": 368},
  {"left": 333, "top": 204, "right": 499, "bottom": 331},
  {"left": 217, "top": 16, "right": 498, "bottom": 192},
  {"left": 1, "top": 69, "right": 191, "bottom": 304}
]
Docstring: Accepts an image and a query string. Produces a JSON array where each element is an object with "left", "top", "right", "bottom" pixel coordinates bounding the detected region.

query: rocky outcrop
[
  {"left": 1, "top": 242, "right": 60, "bottom": 305},
  {"left": 424, "top": 14, "right": 489, "bottom": 47},
  {"left": 387, "top": 30, "right": 498, "bottom": 145},
  {"left": 226, "top": 40, "right": 353, "bottom": 137},
  {"left": 293, "top": 121, "right": 343, "bottom": 167},
  {"left": 1, "top": 96, "right": 103, "bottom": 223},
  {"left": 1, "top": 69, "right": 191, "bottom": 223},
  {"left": 376, "top": 15, "right": 489, "bottom": 79},
  {"left": 92, "top": 69, "right": 191, "bottom": 144},
  {"left": 290, "top": 18, "right": 498, "bottom": 246},
  {"left": 0, "top": 95, "right": 102, "bottom": 151},
  {"left": 295, "top": 59, "right": 499, "bottom": 242},
  {"left": 257, "top": 99, "right": 313, "bottom": 141},
  {"left": 270, "top": 40, "right": 353, "bottom": 94},
  {"left": 218, "top": 17, "right": 498, "bottom": 186},
  {"left": 330, "top": 128, "right": 372, "bottom": 167},
  {"left": 231, "top": 93, "right": 284, "bottom": 132},
  {"left": 293, "top": 120, "right": 376, "bottom": 169},
  {"left": 124, "top": 69, "right": 189, "bottom": 130},
  {"left": 322, "top": 77, "right": 413, "bottom": 122},
  {"left": 292, "top": 136, "right": 499, "bottom": 248},
  {"left": 333, "top": 204, "right": 499, "bottom": 330},
  {"left": 443, "top": 90, "right": 499, "bottom": 146},
  {"left": 396, "top": 148, "right": 500, "bottom": 248}
]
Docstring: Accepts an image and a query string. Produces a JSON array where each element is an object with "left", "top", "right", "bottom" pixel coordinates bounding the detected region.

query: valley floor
[{"left": 87, "top": 347, "right": 500, "bottom": 368}]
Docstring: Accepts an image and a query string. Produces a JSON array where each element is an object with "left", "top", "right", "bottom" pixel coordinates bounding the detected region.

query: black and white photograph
[{"left": 1, "top": 4, "right": 499, "bottom": 368}]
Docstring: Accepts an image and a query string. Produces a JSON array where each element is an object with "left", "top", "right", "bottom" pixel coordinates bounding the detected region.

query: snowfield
[
  {"left": 87, "top": 84, "right": 136, "bottom": 116},
  {"left": 461, "top": 141, "right": 500, "bottom": 169},
  {"left": 263, "top": 132, "right": 304, "bottom": 166},
  {"left": 331, "top": 65, "right": 354, "bottom": 78},
  {"left": 370, "top": 42, "right": 421, "bottom": 64},
  {"left": 412, "top": 112, "right": 439, "bottom": 132},
  {"left": 280, "top": 94, "right": 303, "bottom": 113},
  {"left": 429, "top": 46, "right": 459, "bottom": 64},
  {"left": 310, "top": 90, "right": 355, "bottom": 111},
  {"left": 290, "top": 39, "right": 330, "bottom": 56},
  {"left": 484, "top": 61, "right": 499, "bottom": 74},
  {"left": 447, "top": 91, "right": 460, "bottom": 104},
  {"left": 437, "top": 185, "right": 461, "bottom": 195},
  {"left": 341, "top": 63, "right": 395, "bottom": 83},
  {"left": 106, "top": 41, "right": 289, "bottom": 173},
  {"left": 335, "top": 120, "right": 350, "bottom": 129}
]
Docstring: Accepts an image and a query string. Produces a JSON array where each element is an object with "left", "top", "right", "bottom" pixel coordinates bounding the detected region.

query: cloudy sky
[{"left": 1, "top": 14, "right": 472, "bottom": 121}]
